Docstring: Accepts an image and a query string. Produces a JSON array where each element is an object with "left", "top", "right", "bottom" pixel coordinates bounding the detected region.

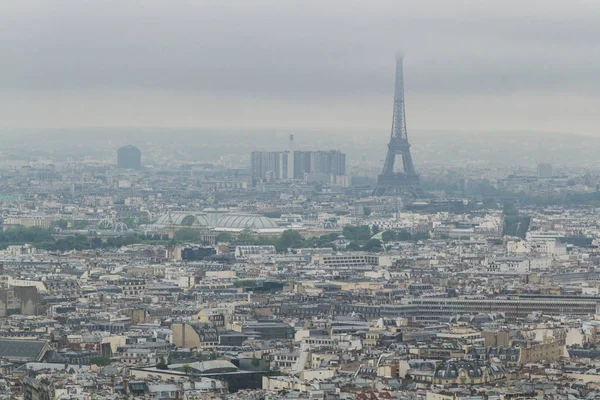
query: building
[
  {"left": 432, "top": 360, "right": 508, "bottom": 385},
  {"left": 242, "top": 319, "right": 295, "bottom": 340},
  {"left": 22, "top": 375, "right": 55, "bottom": 400},
  {"left": 294, "top": 150, "right": 346, "bottom": 178},
  {"left": 250, "top": 151, "right": 292, "bottom": 182},
  {"left": 147, "top": 210, "right": 282, "bottom": 237},
  {"left": 194, "top": 309, "right": 226, "bottom": 328},
  {"left": 119, "top": 348, "right": 162, "bottom": 366},
  {"left": 172, "top": 322, "right": 219, "bottom": 349},
  {"left": 42, "top": 276, "right": 80, "bottom": 296},
  {"left": 487, "top": 257, "right": 531, "bottom": 274},
  {"left": 117, "top": 145, "right": 142, "bottom": 169},
  {"left": 518, "top": 339, "right": 565, "bottom": 365},
  {"left": 0, "top": 339, "right": 51, "bottom": 363},
  {"left": 389, "top": 298, "right": 597, "bottom": 321},
  {"left": 311, "top": 253, "right": 392, "bottom": 268},
  {"left": 118, "top": 279, "right": 146, "bottom": 296},
  {"left": 181, "top": 246, "right": 216, "bottom": 261},
  {"left": 334, "top": 297, "right": 599, "bottom": 321},
  {"left": 0, "top": 286, "right": 43, "bottom": 317},
  {"left": 251, "top": 150, "right": 346, "bottom": 184},
  {"left": 2, "top": 216, "right": 52, "bottom": 229},
  {"left": 4, "top": 244, "right": 36, "bottom": 256},
  {"left": 270, "top": 350, "right": 301, "bottom": 370},
  {"left": 487, "top": 257, "right": 551, "bottom": 273},
  {"left": 234, "top": 245, "right": 277, "bottom": 258}
]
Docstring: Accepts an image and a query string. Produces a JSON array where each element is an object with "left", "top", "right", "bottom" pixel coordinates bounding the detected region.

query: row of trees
[
  {"left": 0, "top": 227, "right": 167, "bottom": 251},
  {"left": 0, "top": 226, "right": 53, "bottom": 245},
  {"left": 342, "top": 225, "right": 372, "bottom": 242},
  {"left": 52, "top": 218, "right": 143, "bottom": 231},
  {"left": 380, "top": 230, "right": 430, "bottom": 242},
  {"left": 0, "top": 224, "right": 431, "bottom": 253},
  {"left": 228, "top": 227, "right": 378, "bottom": 253},
  {"left": 223, "top": 225, "right": 431, "bottom": 254},
  {"left": 224, "top": 229, "right": 308, "bottom": 253},
  {"left": 40, "top": 234, "right": 146, "bottom": 251}
]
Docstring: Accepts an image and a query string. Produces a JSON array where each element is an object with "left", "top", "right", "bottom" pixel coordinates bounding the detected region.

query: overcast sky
[{"left": 1, "top": 0, "right": 599, "bottom": 135}]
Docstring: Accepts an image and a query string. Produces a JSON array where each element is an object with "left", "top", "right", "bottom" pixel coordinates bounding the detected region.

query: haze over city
[
  {"left": 1, "top": 0, "right": 600, "bottom": 135},
  {"left": 3, "top": 2, "right": 600, "bottom": 399}
]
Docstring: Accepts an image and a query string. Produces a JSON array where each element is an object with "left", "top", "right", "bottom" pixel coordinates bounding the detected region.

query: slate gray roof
[{"left": 0, "top": 339, "right": 49, "bottom": 362}]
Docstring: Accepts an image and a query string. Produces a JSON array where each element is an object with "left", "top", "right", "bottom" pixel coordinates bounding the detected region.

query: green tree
[
  {"left": 52, "top": 219, "right": 69, "bottom": 229},
  {"left": 397, "top": 230, "right": 412, "bottom": 241},
  {"left": 363, "top": 239, "right": 383, "bottom": 252},
  {"left": 363, "top": 207, "right": 372, "bottom": 216},
  {"left": 346, "top": 242, "right": 361, "bottom": 251},
  {"left": 173, "top": 228, "right": 202, "bottom": 242},
  {"left": 381, "top": 230, "right": 396, "bottom": 242},
  {"left": 412, "top": 231, "right": 430, "bottom": 241},
  {"left": 236, "top": 229, "right": 254, "bottom": 244},
  {"left": 0, "top": 226, "right": 54, "bottom": 245},
  {"left": 482, "top": 197, "right": 498, "bottom": 209},
  {"left": 216, "top": 232, "right": 233, "bottom": 243},
  {"left": 263, "top": 211, "right": 282, "bottom": 218},
  {"left": 90, "top": 237, "right": 103, "bottom": 249},
  {"left": 371, "top": 224, "right": 380, "bottom": 235},
  {"left": 303, "top": 232, "right": 339, "bottom": 249},
  {"left": 50, "top": 234, "right": 91, "bottom": 251},
  {"left": 277, "top": 230, "right": 304, "bottom": 252},
  {"left": 343, "top": 225, "right": 372, "bottom": 242},
  {"left": 156, "top": 356, "right": 169, "bottom": 370},
  {"left": 502, "top": 201, "right": 519, "bottom": 217}
]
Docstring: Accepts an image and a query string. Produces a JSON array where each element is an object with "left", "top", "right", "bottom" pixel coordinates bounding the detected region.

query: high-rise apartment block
[
  {"left": 251, "top": 151, "right": 293, "bottom": 182},
  {"left": 294, "top": 150, "right": 346, "bottom": 178},
  {"left": 251, "top": 150, "right": 346, "bottom": 184}
]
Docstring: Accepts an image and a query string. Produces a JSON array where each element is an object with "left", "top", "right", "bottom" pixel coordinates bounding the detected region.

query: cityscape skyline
[{"left": 3, "top": 1, "right": 600, "bottom": 397}]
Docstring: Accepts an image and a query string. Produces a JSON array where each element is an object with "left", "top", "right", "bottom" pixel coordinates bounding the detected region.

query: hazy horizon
[
  {"left": 1, "top": 0, "right": 600, "bottom": 135},
  {"left": 1, "top": 128, "right": 599, "bottom": 169}
]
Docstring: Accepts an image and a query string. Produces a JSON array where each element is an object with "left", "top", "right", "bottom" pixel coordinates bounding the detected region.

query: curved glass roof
[
  {"left": 154, "top": 212, "right": 210, "bottom": 227},
  {"left": 216, "top": 214, "right": 278, "bottom": 229},
  {"left": 151, "top": 212, "right": 279, "bottom": 230}
]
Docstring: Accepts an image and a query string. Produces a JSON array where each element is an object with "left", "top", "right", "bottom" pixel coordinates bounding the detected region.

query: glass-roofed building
[{"left": 143, "top": 209, "right": 286, "bottom": 238}]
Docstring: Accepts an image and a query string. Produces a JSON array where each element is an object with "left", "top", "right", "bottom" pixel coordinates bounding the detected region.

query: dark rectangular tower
[{"left": 117, "top": 145, "right": 142, "bottom": 170}]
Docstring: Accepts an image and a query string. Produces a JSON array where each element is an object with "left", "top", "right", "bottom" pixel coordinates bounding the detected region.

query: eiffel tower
[{"left": 374, "top": 52, "right": 421, "bottom": 196}]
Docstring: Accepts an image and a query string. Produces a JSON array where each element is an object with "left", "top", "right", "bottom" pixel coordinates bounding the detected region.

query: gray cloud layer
[{"left": 1, "top": 0, "right": 599, "bottom": 132}]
